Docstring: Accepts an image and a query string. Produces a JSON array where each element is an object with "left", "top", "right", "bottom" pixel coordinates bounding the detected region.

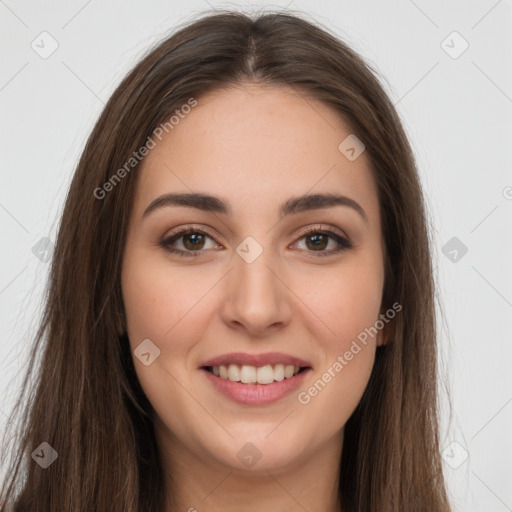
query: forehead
[{"left": 133, "top": 83, "right": 379, "bottom": 221}]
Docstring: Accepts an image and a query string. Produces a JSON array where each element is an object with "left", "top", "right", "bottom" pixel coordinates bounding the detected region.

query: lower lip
[{"left": 201, "top": 368, "right": 311, "bottom": 405}]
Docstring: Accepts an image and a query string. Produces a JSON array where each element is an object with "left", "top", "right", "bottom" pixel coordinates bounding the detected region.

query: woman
[{"left": 0, "top": 9, "right": 453, "bottom": 512}]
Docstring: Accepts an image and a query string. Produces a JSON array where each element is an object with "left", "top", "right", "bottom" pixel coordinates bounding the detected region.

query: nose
[{"left": 219, "top": 245, "right": 293, "bottom": 337}]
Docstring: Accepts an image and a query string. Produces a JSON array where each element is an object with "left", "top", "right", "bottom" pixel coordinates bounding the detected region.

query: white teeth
[
  {"left": 211, "top": 363, "right": 304, "bottom": 384},
  {"left": 284, "top": 365, "right": 294, "bottom": 378},
  {"left": 274, "top": 363, "right": 285, "bottom": 381},
  {"left": 256, "top": 365, "right": 274, "bottom": 384},
  {"left": 240, "top": 365, "right": 256, "bottom": 383},
  {"left": 227, "top": 364, "right": 241, "bottom": 381}
]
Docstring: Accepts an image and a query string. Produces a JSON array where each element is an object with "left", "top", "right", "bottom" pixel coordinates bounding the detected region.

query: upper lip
[{"left": 200, "top": 352, "right": 312, "bottom": 369}]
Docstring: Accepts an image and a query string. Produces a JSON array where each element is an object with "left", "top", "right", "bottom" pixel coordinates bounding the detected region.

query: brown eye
[
  {"left": 182, "top": 232, "right": 206, "bottom": 250},
  {"left": 294, "top": 228, "right": 353, "bottom": 256},
  {"left": 160, "top": 227, "right": 220, "bottom": 257},
  {"left": 304, "top": 232, "right": 329, "bottom": 251},
  {"left": 160, "top": 226, "right": 352, "bottom": 258}
]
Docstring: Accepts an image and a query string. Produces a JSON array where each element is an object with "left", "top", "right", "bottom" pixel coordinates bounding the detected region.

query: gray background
[{"left": 1, "top": 0, "right": 511, "bottom": 510}]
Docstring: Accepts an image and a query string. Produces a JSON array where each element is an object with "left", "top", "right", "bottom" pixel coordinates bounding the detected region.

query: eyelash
[{"left": 159, "top": 225, "right": 353, "bottom": 258}]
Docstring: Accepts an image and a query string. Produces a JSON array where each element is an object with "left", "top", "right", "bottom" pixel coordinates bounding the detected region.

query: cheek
[
  {"left": 291, "top": 253, "right": 383, "bottom": 407},
  {"left": 294, "top": 272, "right": 381, "bottom": 428},
  {"left": 335, "top": 268, "right": 383, "bottom": 342},
  {"left": 121, "top": 246, "right": 209, "bottom": 345},
  {"left": 121, "top": 250, "right": 207, "bottom": 413},
  {"left": 292, "top": 253, "right": 384, "bottom": 347}
]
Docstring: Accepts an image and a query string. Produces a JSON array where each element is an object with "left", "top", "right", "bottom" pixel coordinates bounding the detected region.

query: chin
[{"left": 200, "top": 428, "right": 307, "bottom": 473}]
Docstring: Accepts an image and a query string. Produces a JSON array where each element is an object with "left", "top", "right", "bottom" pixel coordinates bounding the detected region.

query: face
[{"left": 121, "top": 83, "right": 388, "bottom": 473}]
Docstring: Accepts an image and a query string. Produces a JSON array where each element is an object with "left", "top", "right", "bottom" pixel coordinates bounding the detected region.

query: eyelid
[
  {"left": 160, "top": 224, "right": 222, "bottom": 257},
  {"left": 290, "top": 225, "right": 353, "bottom": 256},
  {"left": 295, "top": 224, "right": 348, "bottom": 241},
  {"left": 160, "top": 223, "right": 353, "bottom": 257},
  {"left": 164, "top": 224, "right": 219, "bottom": 242},
  {"left": 163, "top": 223, "right": 348, "bottom": 244}
]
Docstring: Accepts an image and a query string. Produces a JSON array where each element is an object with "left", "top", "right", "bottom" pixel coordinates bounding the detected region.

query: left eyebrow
[
  {"left": 142, "top": 192, "right": 368, "bottom": 224},
  {"left": 280, "top": 193, "right": 368, "bottom": 224}
]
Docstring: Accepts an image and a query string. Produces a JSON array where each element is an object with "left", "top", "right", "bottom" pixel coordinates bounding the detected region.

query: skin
[{"left": 121, "top": 83, "right": 391, "bottom": 512}]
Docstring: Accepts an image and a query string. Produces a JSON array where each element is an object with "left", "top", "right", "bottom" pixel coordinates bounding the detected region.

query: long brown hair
[{"left": 1, "top": 9, "right": 452, "bottom": 512}]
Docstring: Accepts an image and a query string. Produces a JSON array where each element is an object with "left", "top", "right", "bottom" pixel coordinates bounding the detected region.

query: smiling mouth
[{"left": 202, "top": 364, "right": 310, "bottom": 385}]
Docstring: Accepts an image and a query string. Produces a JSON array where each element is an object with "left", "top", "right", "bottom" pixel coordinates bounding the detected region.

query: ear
[
  {"left": 376, "top": 308, "right": 396, "bottom": 347},
  {"left": 115, "top": 309, "right": 126, "bottom": 337}
]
